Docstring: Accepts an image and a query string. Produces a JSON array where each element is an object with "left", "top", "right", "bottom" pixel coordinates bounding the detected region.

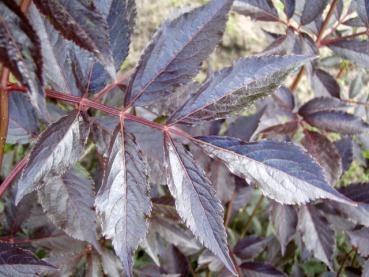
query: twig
[
  {"left": 336, "top": 247, "right": 356, "bottom": 276},
  {"left": 224, "top": 190, "right": 236, "bottom": 227},
  {"left": 0, "top": 67, "right": 10, "bottom": 171},
  {"left": 0, "top": 156, "right": 28, "bottom": 198},
  {"left": 241, "top": 195, "right": 264, "bottom": 237}
]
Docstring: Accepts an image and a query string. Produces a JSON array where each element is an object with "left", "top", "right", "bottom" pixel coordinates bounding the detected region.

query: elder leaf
[
  {"left": 15, "top": 111, "right": 90, "bottom": 204},
  {"left": 240, "top": 262, "right": 287, "bottom": 277},
  {"left": 312, "top": 69, "right": 340, "bottom": 98},
  {"left": 335, "top": 137, "right": 353, "bottom": 173},
  {"left": 0, "top": 243, "right": 55, "bottom": 276},
  {"left": 234, "top": 236, "right": 271, "bottom": 259},
  {"left": 0, "top": 0, "right": 47, "bottom": 116},
  {"left": 302, "top": 130, "right": 342, "bottom": 186},
  {"left": 282, "top": 0, "right": 295, "bottom": 19},
  {"left": 273, "top": 86, "right": 295, "bottom": 110},
  {"left": 298, "top": 97, "right": 348, "bottom": 116},
  {"left": 347, "top": 228, "right": 369, "bottom": 257},
  {"left": 89, "top": 0, "right": 136, "bottom": 92},
  {"left": 33, "top": 0, "right": 114, "bottom": 75},
  {"left": 37, "top": 166, "right": 98, "bottom": 247},
  {"left": 329, "top": 39, "right": 369, "bottom": 69},
  {"left": 168, "top": 55, "right": 312, "bottom": 124},
  {"left": 164, "top": 134, "right": 236, "bottom": 275},
  {"left": 355, "top": 0, "right": 369, "bottom": 26},
  {"left": 195, "top": 136, "right": 354, "bottom": 205},
  {"left": 124, "top": 0, "right": 233, "bottom": 107},
  {"left": 95, "top": 125, "right": 151, "bottom": 277},
  {"left": 303, "top": 110, "right": 369, "bottom": 135},
  {"left": 300, "top": 0, "right": 328, "bottom": 25},
  {"left": 233, "top": 0, "right": 279, "bottom": 21},
  {"left": 270, "top": 202, "right": 297, "bottom": 255},
  {"left": 298, "top": 205, "right": 335, "bottom": 268},
  {"left": 7, "top": 91, "right": 39, "bottom": 144}
]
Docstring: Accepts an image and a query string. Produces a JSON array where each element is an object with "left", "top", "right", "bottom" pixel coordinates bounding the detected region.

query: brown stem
[
  {"left": 0, "top": 68, "right": 10, "bottom": 171},
  {"left": 289, "top": 67, "right": 304, "bottom": 91},
  {"left": 319, "top": 30, "right": 369, "bottom": 46},
  {"left": 0, "top": 156, "right": 27, "bottom": 198},
  {"left": 19, "top": 0, "right": 32, "bottom": 13},
  {"left": 224, "top": 190, "right": 236, "bottom": 227},
  {"left": 241, "top": 195, "right": 264, "bottom": 237},
  {"left": 336, "top": 247, "right": 356, "bottom": 276}
]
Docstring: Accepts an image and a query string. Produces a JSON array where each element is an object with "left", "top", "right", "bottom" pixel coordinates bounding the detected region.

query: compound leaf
[
  {"left": 16, "top": 111, "right": 90, "bottom": 204},
  {"left": 0, "top": 0, "right": 47, "bottom": 116},
  {"left": 298, "top": 205, "right": 334, "bottom": 268},
  {"left": 33, "top": 0, "right": 114, "bottom": 75},
  {"left": 38, "top": 166, "right": 98, "bottom": 247},
  {"left": 0, "top": 243, "right": 55, "bottom": 276},
  {"left": 168, "top": 55, "right": 312, "bottom": 124},
  {"left": 95, "top": 125, "right": 151, "bottom": 277},
  {"left": 195, "top": 136, "right": 354, "bottom": 205},
  {"left": 125, "top": 0, "right": 233, "bottom": 107},
  {"left": 164, "top": 134, "right": 236, "bottom": 275}
]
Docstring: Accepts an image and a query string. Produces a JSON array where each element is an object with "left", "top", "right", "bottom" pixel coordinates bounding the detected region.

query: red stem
[
  {"left": 0, "top": 156, "right": 27, "bottom": 198},
  {"left": 319, "top": 30, "right": 369, "bottom": 46}
]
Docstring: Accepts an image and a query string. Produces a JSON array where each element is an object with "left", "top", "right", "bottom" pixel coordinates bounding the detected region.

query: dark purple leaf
[
  {"left": 125, "top": 0, "right": 233, "bottom": 107},
  {"left": 300, "top": 0, "right": 328, "bottom": 25},
  {"left": 355, "top": 0, "right": 369, "bottom": 26},
  {"left": 298, "top": 205, "right": 335, "bottom": 268},
  {"left": 160, "top": 245, "right": 189, "bottom": 276},
  {"left": 335, "top": 137, "right": 353, "bottom": 173},
  {"left": 168, "top": 55, "right": 312, "bottom": 124},
  {"left": 240, "top": 262, "right": 287, "bottom": 277},
  {"left": 329, "top": 39, "right": 369, "bottom": 69},
  {"left": 38, "top": 166, "right": 98, "bottom": 248},
  {"left": 15, "top": 111, "right": 90, "bottom": 204},
  {"left": 339, "top": 183, "right": 369, "bottom": 204},
  {"left": 164, "top": 135, "right": 236, "bottom": 275},
  {"left": 0, "top": 0, "right": 47, "bottom": 116},
  {"left": 226, "top": 106, "right": 266, "bottom": 141},
  {"left": 233, "top": 0, "right": 279, "bottom": 21},
  {"left": 234, "top": 235, "right": 271, "bottom": 259},
  {"left": 342, "top": 16, "right": 367, "bottom": 27},
  {"left": 7, "top": 91, "right": 39, "bottom": 144},
  {"left": 259, "top": 121, "right": 298, "bottom": 137},
  {"left": 270, "top": 202, "right": 297, "bottom": 255},
  {"left": 89, "top": 0, "right": 136, "bottom": 92},
  {"left": 282, "top": 0, "right": 295, "bottom": 19},
  {"left": 298, "top": 96, "right": 348, "bottom": 116},
  {"left": 302, "top": 130, "right": 342, "bottom": 186},
  {"left": 196, "top": 136, "right": 354, "bottom": 205},
  {"left": 312, "top": 69, "right": 340, "bottom": 98},
  {"left": 303, "top": 110, "right": 369, "bottom": 135},
  {"left": 334, "top": 0, "right": 344, "bottom": 20},
  {"left": 347, "top": 228, "right": 369, "bottom": 257},
  {"left": 95, "top": 125, "right": 151, "bottom": 277},
  {"left": 273, "top": 86, "right": 295, "bottom": 110},
  {"left": 33, "top": 0, "right": 115, "bottom": 75},
  {"left": 263, "top": 29, "right": 298, "bottom": 55},
  {"left": 0, "top": 243, "right": 55, "bottom": 276}
]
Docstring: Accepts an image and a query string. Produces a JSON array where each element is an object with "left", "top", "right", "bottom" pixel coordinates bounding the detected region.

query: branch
[
  {"left": 319, "top": 30, "right": 369, "bottom": 47},
  {"left": 0, "top": 67, "right": 10, "bottom": 171}
]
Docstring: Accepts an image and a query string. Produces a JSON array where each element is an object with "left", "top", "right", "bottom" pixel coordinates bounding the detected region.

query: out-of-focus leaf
[
  {"left": 0, "top": 243, "right": 55, "bottom": 276},
  {"left": 160, "top": 245, "right": 189, "bottom": 276},
  {"left": 168, "top": 55, "right": 312, "bottom": 124},
  {"left": 33, "top": 0, "right": 114, "bottom": 75},
  {"left": 259, "top": 121, "right": 298, "bottom": 137},
  {"left": 339, "top": 183, "right": 369, "bottom": 204},
  {"left": 329, "top": 39, "right": 369, "bottom": 69},
  {"left": 273, "top": 87, "right": 295, "bottom": 110},
  {"left": 164, "top": 135, "right": 236, "bottom": 275},
  {"left": 234, "top": 236, "right": 271, "bottom": 259},
  {"left": 303, "top": 110, "right": 369, "bottom": 135},
  {"left": 263, "top": 28, "right": 297, "bottom": 55},
  {"left": 302, "top": 130, "right": 342, "bottom": 186},
  {"left": 298, "top": 97, "right": 347, "bottom": 116},
  {"left": 300, "top": 0, "right": 328, "bottom": 25},
  {"left": 355, "top": 0, "right": 369, "bottom": 26},
  {"left": 347, "top": 228, "right": 369, "bottom": 257},
  {"left": 335, "top": 137, "right": 353, "bottom": 173},
  {"left": 233, "top": 0, "right": 279, "bottom": 21},
  {"left": 282, "top": 0, "right": 295, "bottom": 19},
  {"left": 38, "top": 166, "right": 98, "bottom": 247},
  {"left": 7, "top": 91, "right": 39, "bottom": 144},
  {"left": 226, "top": 106, "right": 266, "bottom": 141},
  {"left": 125, "top": 0, "right": 233, "bottom": 107},
  {"left": 312, "top": 69, "right": 340, "bottom": 98},
  {"left": 100, "top": 249, "right": 124, "bottom": 277},
  {"left": 16, "top": 111, "right": 90, "bottom": 204},
  {"left": 86, "top": 251, "right": 103, "bottom": 277},
  {"left": 0, "top": 0, "right": 47, "bottom": 116},
  {"left": 196, "top": 136, "right": 353, "bottom": 205},
  {"left": 270, "top": 202, "right": 297, "bottom": 255},
  {"left": 90, "top": 0, "right": 136, "bottom": 92},
  {"left": 240, "top": 262, "right": 287, "bottom": 276},
  {"left": 95, "top": 126, "right": 151, "bottom": 277},
  {"left": 298, "top": 205, "right": 334, "bottom": 268},
  {"left": 343, "top": 16, "right": 366, "bottom": 27}
]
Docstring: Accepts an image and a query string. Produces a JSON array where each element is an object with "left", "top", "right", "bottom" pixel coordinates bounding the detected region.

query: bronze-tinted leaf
[
  {"left": 164, "top": 134, "right": 236, "bottom": 275},
  {"left": 95, "top": 125, "right": 151, "bottom": 277},
  {"left": 125, "top": 0, "right": 233, "bottom": 106},
  {"left": 15, "top": 111, "right": 90, "bottom": 204},
  {"left": 0, "top": 0, "right": 47, "bottom": 116}
]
